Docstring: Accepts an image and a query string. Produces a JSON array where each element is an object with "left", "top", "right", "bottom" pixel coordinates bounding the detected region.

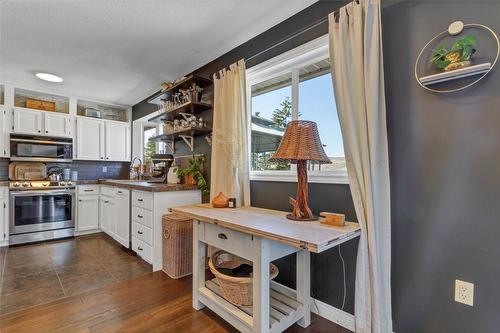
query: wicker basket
[
  {"left": 162, "top": 213, "right": 193, "bottom": 279},
  {"left": 208, "top": 250, "right": 279, "bottom": 306}
]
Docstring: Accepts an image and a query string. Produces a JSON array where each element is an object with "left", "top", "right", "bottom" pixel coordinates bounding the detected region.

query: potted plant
[
  {"left": 177, "top": 155, "right": 209, "bottom": 196},
  {"left": 430, "top": 35, "right": 477, "bottom": 72}
]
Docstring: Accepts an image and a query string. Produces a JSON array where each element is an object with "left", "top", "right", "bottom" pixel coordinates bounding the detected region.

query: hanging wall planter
[{"left": 414, "top": 21, "right": 499, "bottom": 93}]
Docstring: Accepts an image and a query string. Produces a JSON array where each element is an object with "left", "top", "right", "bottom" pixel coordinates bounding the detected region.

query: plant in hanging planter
[
  {"left": 429, "top": 35, "right": 477, "bottom": 71},
  {"left": 177, "top": 155, "right": 209, "bottom": 196}
]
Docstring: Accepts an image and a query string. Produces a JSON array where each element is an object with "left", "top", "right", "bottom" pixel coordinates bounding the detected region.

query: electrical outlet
[
  {"left": 455, "top": 279, "right": 474, "bottom": 306},
  {"left": 102, "top": 166, "right": 107, "bottom": 173}
]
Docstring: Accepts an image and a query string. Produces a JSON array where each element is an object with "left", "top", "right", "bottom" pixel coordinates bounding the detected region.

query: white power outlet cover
[
  {"left": 455, "top": 279, "right": 474, "bottom": 306},
  {"left": 102, "top": 166, "right": 107, "bottom": 173}
]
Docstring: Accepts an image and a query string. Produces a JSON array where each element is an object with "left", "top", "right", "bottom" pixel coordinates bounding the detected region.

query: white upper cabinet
[
  {"left": 13, "top": 107, "right": 43, "bottom": 135},
  {"left": 76, "top": 116, "right": 130, "bottom": 162},
  {"left": 105, "top": 121, "right": 130, "bottom": 161},
  {"left": 0, "top": 106, "right": 8, "bottom": 157},
  {"left": 44, "top": 112, "right": 71, "bottom": 137},
  {"left": 13, "top": 107, "right": 72, "bottom": 138},
  {"left": 76, "top": 116, "right": 105, "bottom": 160}
]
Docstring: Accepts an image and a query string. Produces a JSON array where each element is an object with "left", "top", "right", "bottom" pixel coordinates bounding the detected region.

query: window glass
[
  {"left": 143, "top": 127, "right": 157, "bottom": 162},
  {"left": 250, "top": 73, "right": 292, "bottom": 171},
  {"left": 298, "top": 70, "right": 346, "bottom": 172}
]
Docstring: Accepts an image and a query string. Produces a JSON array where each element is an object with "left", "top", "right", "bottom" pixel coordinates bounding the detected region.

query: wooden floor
[{"left": 0, "top": 270, "right": 352, "bottom": 333}]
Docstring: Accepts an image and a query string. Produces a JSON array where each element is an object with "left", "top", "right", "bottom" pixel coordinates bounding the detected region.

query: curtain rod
[{"left": 212, "top": 0, "right": 358, "bottom": 78}]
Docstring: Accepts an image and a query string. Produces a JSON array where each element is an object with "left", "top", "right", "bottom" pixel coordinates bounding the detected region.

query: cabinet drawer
[
  {"left": 77, "top": 185, "right": 100, "bottom": 196},
  {"left": 132, "top": 206, "right": 153, "bottom": 228},
  {"left": 132, "top": 236, "right": 152, "bottom": 263},
  {"left": 101, "top": 186, "right": 115, "bottom": 197},
  {"left": 203, "top": 223, "right": 253, "bottom": 260},
  {"left": 132, "top": 221, "right": 152, "bottom": 245},
  {"left": 132, "top": 191, "right": 153, "bottom": 210}
]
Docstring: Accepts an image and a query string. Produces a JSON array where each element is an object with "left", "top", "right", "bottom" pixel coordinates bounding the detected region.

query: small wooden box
[{"left": 26, "top": 98, "right": 56, "bottom": 112}]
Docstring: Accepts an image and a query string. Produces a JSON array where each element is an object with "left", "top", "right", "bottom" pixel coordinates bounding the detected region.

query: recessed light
[{"left": 35, "top": 73, "right": 63, "bottom": 83}]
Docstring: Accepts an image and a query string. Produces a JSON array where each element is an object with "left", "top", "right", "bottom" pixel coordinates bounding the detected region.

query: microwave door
[{"left": 11, "top": 137, "right": 73, "bottom": 162}]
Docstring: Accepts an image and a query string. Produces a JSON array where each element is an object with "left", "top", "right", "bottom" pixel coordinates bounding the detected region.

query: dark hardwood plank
[{"left": 0, "top": 271, "right": 351, "bottom": 333}]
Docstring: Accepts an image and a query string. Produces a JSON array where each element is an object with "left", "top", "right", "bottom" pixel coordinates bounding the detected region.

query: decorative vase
[
  {"left": 184, "top": 173, "right": 197, "bottom": 185},
  {"left": 212, "top": 192, "right": 229, "bottom": 208}
]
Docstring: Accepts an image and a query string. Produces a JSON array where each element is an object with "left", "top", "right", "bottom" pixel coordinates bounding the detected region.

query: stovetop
[{"left": 9, "top": 180, "right": 76, "bottom": 190}]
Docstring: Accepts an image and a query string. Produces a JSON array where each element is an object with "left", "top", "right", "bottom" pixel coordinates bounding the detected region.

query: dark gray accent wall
[
  {"left": 251, "top": 181, "right": 358, "bottom": 314},
  {"left": 383, "top": 1, "right": 500, "bottom": 332}
]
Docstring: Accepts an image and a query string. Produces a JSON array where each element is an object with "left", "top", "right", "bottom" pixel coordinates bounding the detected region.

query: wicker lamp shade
[
  {"left": 269, "top": 120, "right": 331, "bottom": 164},
  {"left": 269, "top": 120, "right": 331, "bottom": 221}
]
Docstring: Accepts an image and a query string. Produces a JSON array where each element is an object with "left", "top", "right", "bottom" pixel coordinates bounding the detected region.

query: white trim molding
[
  {"left": 250, "top": 170, "right": 348, "bottom": 184},
  {"left": 311, "top": 298, "right": 355, "bottom": 332}
]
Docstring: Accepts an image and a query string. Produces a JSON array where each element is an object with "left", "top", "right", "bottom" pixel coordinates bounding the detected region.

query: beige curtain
[
  {"left": 211, "top": 59, "right": 250, "bottom": 207},
  {"left": 328, "top": 1, "right": 392, "bottom": 332}
]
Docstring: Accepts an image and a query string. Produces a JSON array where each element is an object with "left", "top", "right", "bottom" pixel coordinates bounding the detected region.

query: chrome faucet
[{"left": 130, "top": 157, "right": 144, "bottom": 180}]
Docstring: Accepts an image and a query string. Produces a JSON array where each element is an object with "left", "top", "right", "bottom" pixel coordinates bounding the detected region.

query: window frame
[{"left": 246, "top": 35, "right": 348, "bottom": 184}]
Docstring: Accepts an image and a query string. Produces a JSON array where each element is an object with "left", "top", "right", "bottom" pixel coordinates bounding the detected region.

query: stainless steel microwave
[{"left": 10, "top": 134, "right": 73, "bottom": 162}]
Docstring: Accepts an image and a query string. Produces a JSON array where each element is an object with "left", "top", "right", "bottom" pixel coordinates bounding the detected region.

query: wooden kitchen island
[{"left": 172, "top": 204, "right": 361, "bottom": 333}]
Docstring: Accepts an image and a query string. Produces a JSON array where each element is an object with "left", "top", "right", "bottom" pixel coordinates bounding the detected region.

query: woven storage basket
[
  {"left": 162, "top": 213, "right": 193, "bottom": 279},
  {"left": 208, "top": 250, "right": 279, "bottom": 307}
]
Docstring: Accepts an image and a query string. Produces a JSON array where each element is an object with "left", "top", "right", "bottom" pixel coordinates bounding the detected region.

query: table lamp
[{"left": 269, "top": 120, "right": 331, "bottom": 221}]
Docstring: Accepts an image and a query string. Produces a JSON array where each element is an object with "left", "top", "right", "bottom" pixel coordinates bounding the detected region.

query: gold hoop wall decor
[{"left": 414, "top": 21, "right": 499, "bottom": 93}]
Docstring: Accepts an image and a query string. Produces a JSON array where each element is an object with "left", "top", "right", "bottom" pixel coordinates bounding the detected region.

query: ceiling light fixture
[{"left": 35, "top": 72, "right": 63, "bottom": 83}]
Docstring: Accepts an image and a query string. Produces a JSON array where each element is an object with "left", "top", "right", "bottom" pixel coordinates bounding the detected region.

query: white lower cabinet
[
  {"left": 0, "top": 187, "right": 9, "bottom": 246},
  {"left": 99, "top": 186, "right": 130, "bottom": 248},
  {"left": 76, "top": 185, "right": 100, "bottom": 233},
  {"left": 131, "top": 189, "right": 201, "bottom": 270}
]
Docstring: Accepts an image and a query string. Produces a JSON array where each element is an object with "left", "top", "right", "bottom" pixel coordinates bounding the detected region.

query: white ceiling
[{"left": 0, "top": 0, "right": 316, "bottom": 106}]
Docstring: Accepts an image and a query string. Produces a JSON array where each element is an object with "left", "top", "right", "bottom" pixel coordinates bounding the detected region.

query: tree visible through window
[{"left": 250, "top": 57, "right": 346, "bottom": 174}]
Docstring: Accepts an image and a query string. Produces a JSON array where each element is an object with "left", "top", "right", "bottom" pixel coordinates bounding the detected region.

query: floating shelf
[
  {"left": 149, "top": 127, "right": 212, "bottom": 153},
  {"left": 419, "top": 62, "right": 491, "bottom": 86},
  {"left": 148, "top": 101, "right": 212, "bottom": 123},
  {"left": 148, "top": 75, "right": 212, "bottom": 105}
]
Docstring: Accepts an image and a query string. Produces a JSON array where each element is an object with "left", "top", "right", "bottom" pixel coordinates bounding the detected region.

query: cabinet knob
[
  {"left": 38, "top": 130, "right": 41, "bottom": 133},
  {"left": 218, "top": 233, "right": 228, "bottom": 240},
  {"left": 78, "top": 199, "right": 82, "bottom": 202},
  {"left": 137, "top": 230, "right": 143, "bottom": 235},
  {"left": 45, "top": 130, "right": 48, "bottom": 133},
  {"left": 137, "top": 214, "right": 143, "bottom": 218},
  {"left": 100, "top": 157, "right": 103, "bottom": 159},
  {"left": 137, "top": 198, "right": 143, "bottom": 202},
  {"left": 137, "top": 246, "right": 143, "bottom": 251}
]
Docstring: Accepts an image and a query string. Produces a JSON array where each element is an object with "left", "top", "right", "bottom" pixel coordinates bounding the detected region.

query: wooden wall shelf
[
  {"left": 148, "top": 101, "right": 212, "bottom": 123},
  {"left": 148, "top": 75, "right": 212, "bottom": 105}
]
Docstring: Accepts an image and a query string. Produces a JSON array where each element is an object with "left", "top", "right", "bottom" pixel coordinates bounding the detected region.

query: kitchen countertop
[{"left": 78, "top": 179, "right": 199, "bottom": 193}]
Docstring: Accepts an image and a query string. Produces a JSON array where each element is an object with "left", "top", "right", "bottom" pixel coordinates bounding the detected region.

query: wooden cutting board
[{"left": 9, "top": 162, "right": 47, "bottom": 180}]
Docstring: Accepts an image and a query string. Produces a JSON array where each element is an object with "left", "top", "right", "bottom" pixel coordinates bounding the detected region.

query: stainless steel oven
[
  {"left": 10, "top": 134, "right": 73, "bottom": 162},
  {"left": 9, "top": 185, "right": 75, "bottom": 245}
]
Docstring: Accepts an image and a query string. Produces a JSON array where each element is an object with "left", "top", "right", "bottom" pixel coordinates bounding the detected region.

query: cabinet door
[
  {"left": 114, "top": 189, "right": 130, "bottom": 248},
  {"left": 105, "top": 121, "right": 130, "bottom": 161},
  {"left": 77, "top": 196, "right": 99, "bottom": 231},
  {"left": 45, "top": 112, "right": 72, "bottom": 138},
  {"left": 76, "top": 117, "right": 105, "bottom": 160},
  {"left": 13, "top": 108, "right": 43, "bottom": 135},
  {"left": 100, "top": 196, "right": 116, "bottom": 237},
  {"left": 0, "top": 107, "right": 8, "bottom": 157}
]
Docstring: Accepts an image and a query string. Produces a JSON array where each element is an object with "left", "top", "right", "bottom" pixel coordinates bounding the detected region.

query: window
[
  {"left": 247, "top": 35, "right": 347, "bottom": 184},
  {"left": 143, "top": 126, "right": 157, "bottom": 161}
]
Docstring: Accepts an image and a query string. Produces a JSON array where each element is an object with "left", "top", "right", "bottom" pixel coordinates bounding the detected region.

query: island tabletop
[{"left": 172, "top": 204, "right": 360, "bottom": 253}]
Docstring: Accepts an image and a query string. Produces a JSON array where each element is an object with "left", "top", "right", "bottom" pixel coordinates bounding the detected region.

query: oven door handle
[{"left": 10, "top": 190, "right": 76, "bottom": 197}]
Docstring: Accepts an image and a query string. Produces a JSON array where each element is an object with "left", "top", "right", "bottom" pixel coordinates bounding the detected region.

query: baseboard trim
[
  {"left": 74, "top": 229, "right": 102, "bottom": 236},
  {"left": 310, "top": 298, "right": 355, "bottom": 332},
  {"left": 0, "top": 240, "right": 8, "bottom": 247}
]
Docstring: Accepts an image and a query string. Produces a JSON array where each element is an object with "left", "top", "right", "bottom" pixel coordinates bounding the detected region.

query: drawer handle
[
  {"left": 84, "top": 189, "right": 94, "bottom": 192},
  {"left": 218, "top": 233, "right": 228, "bottom": 240},
  {"left": 137, "top": 214, "right": 143, "bottom": 218},
  {"left": 117, "top": 190, "right": 123, "bottom": 194},
  {"left": 104, "top": 200, "right": 109, "bottom": 203},
  {"left": 137, "top": 246, "right": 143, "bottom": 251},
  {"left": 137, "top": 198, "right": 143, "bottom": 202},
  {"left": 137, "top": 230, "right": 143, "bottom": 235},
  {"left": 164, "top": 229, "right": 170, "bottom": 239}
]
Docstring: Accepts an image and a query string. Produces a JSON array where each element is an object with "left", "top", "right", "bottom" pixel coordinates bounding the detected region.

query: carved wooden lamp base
[{"left": 286, "top": 161, "right": 318, "bottom": 221}]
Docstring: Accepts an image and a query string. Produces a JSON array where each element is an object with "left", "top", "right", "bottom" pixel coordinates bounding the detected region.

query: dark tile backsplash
[{"left": 1, "top": 158, "right": 129, "bottom": 181}]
